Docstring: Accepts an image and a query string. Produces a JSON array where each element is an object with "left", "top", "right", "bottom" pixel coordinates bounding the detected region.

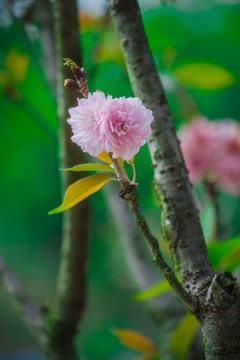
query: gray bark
[{"left": 107, "top": 1, "right": 240, "bottom": 359}]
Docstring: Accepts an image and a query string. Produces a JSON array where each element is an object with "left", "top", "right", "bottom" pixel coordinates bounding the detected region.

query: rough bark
[
  {"left": 46, "top": 0, "right": 90, "bottom": 358},
  {"left": 107, "top": 1, "right": 240, "bottom": 359},
  {"left": 198, "top": 273, "right": 240, "bottom": 360},
  {"left": 202, "top": 307, "right": 240, "bottom": 360}
]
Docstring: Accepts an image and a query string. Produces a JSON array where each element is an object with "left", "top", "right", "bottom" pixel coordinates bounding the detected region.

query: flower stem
[
  {"left": 110, "top": 155, "right": 130, "bottom": 187},
  {"left": 131, "top": 162, "right": 136, "bottom": 184}
]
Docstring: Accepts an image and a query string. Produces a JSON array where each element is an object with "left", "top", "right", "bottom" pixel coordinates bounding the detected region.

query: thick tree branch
[
  {"left": 107, "top": 0, "right": 214, "bottom": 294},
  {"left": 108, "top": 3, "right": 240, "bottom": 359},
  {"left": 48, "top": 0, "right": 90, "bottom": 358}
]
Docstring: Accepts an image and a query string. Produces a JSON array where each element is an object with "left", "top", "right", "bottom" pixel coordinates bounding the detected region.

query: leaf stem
[{"left": 131, "top": 162, "right": 136, "bottom": 184}]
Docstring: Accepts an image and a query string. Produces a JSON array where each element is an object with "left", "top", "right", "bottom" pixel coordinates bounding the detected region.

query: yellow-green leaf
[
  {"left": 134, "top": 278, "right": 172, "bottom": 301},
  {"left": 96, "top": 151, "right": 112, "bottom": 164},
  {"left": 118, "top": 158, "right": 124, "bottom": 168},
  {"left": 127, "top": 156, "right": 135, "bottom": 166},
  {"left": 207, "top": 235, "right": 240, "bottom": 271},
  {"left": 62, "top": 163, "right": 115, "bottom": 173},
  {"left": 112, "top": 328, "right": 158, "bottom": 354},
  {"left": 5, "top": 49, "right": 29, "bottom": 83},
  {"left": 96, "top": 151, "right": 124, "bottom": 167},
  {"left": 174, "top": 61, "right": 235, "bottom": 90},
  {"left": 171, "top": 313, "right": 199, "bottom": 359},
  {"left": 49, "top": 173, "right": 115, "bottom": 214}
]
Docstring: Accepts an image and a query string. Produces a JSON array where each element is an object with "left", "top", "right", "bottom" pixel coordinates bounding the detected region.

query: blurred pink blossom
[
  {"left": 68, "top": 92, "right": 153, "bottom": 161},
  {"left": 179, "top": 118, "right": 240, "bottom": 193},
  {"left": 178, "top": 118, "right": 218, "bottom": 183},
  {"left": 215, "top": 121, "right": 240, "bottom": 193}
]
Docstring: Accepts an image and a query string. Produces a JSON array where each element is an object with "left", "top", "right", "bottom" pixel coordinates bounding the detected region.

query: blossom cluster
[
  {"left": 68, "top": 91, "right": 153, "bottom": 161},
  {"left": 178, "top": 117, "right": 240, "bottom": 193}
]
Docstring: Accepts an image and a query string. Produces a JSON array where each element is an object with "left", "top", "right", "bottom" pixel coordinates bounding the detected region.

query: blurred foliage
[
  {"left": 134, "top": 278, "right": 172, "bottom": 301},
  {"left": 173, "top": 61, "right": 235, "bottom": 90},
  {"left": 112, "top": 328, "right": 159, "bottom": 359},
  {"left": 171, "top": 313, "right": 199, "bottom": 360},
  {"left": 0, "top": 0, "right": 240, "bottom": 359}
]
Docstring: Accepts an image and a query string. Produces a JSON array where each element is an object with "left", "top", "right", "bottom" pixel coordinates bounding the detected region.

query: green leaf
[
  {"left": 200, "top": 203, "right": 215, "bottom": 242},
  {"left": 207, "top": 235, "right": 240, "bottom": 271},
  {"left": 134, "top": 278, "right": 172, "bottom": 301},
  {"left": 62, "top": 163, "right": 116, "bottom": 173},
  {"left": 173, "top": 61, "right": 235, "bottom": 90},
  {"left": 171, "top": 313, "right": 199, "bottom": 360},
  {"left": 49, "top": 173, "right": 115, "bottom": 214}
]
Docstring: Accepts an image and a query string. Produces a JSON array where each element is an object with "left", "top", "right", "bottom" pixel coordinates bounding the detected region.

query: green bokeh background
[{"left": 0, "top": 0, "right": 240, "bottom": 359}]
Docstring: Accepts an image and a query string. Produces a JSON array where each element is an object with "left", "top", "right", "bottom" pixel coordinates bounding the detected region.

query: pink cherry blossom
[
  {"left": 179, "top": 117, "right": 240, "bottom": 194},
  {"left": 215, "top": 121, "right": 240, "bottom": 193},
  {"left": 178, "top": 118, "right": 218, "bottom": 183},
  {"left": 68, "top": 91, "right": 112, "bottom": 157},
  {"left": 99, "top": 96, "right": 153, "bottom": 160},
  {"left": 68, "top": 92, "right": 153, "bottom": 161}
]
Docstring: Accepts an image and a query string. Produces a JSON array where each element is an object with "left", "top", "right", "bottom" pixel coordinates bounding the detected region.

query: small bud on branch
[
  {"left": 64, "top": 79, "right": 80, "bottom": 91},
  {"left": 63, "top": 58, "right": 89, "bottom": 98}
]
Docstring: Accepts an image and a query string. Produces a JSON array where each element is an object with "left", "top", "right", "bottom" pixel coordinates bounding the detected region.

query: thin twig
[
  {"left": 111, "top": 159, "right": 196, "bottom": 311},
  {"left": 0, "top": 254, "right": 41, "bottom": 337}
]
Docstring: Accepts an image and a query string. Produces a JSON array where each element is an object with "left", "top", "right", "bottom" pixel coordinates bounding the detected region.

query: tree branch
[
  {"left": 0, "top": 254, "right": 41, "bottom": 338},
  {"left": 48, "top": 0, "right": 90, "bottom": 358},
  {"left": 111, "top": 158, "right": 195, "bottom": 311},
  {"left": 104, "top": 183, "right": 196, "bottom": 360},
  {"left": 104, "top": 182, "right": 159, "bottom": 291},
  {"left": 107, "top": 0, "right": 214, "bottom": 295}
]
